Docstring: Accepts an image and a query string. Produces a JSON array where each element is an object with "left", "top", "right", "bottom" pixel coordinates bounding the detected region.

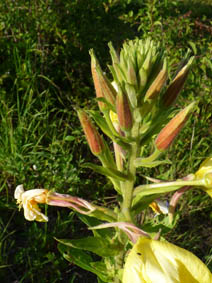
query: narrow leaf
[
  {"left": 134, "top": 158, "right": 171, "bottom": 168},
  {"left": 81, "top": 163, "right": 130, "bottom": 181}
]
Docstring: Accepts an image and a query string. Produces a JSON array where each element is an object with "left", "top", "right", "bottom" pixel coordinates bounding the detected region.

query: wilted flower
[
  {"left": 123, "top": 237, "right": 212, "bottom": 283},
  {"left": 14, "top": 185, "right": 48, "bottom": 222},
  {"left": 15, "top": 185, "right": 97, "bottom": 222}
]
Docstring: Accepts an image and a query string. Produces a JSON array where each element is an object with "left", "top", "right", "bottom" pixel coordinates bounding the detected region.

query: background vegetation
[{"left": 0, "top": 0, "right": 211, "bottom": 282}]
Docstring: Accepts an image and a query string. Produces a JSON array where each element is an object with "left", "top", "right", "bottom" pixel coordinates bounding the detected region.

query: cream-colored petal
[
  {"left": 21, "top": 189, "right": 47, "bottom": 204},
  {"left": 23, "top": 202, "right": 48, "bottom": 222},
  {"left": 14, "top": 184, "right": 25, "bottom": 200},
  {"left": 123, "top": 238, "right": 212, "bottom": 283},
  {"left": 14, "top": 186, "right": 48, "bottom": 222}
]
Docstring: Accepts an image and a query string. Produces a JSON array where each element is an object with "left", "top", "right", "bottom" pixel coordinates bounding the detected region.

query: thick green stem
[{"left": 121, "top": 123, "right": 140, "bottom": 222}]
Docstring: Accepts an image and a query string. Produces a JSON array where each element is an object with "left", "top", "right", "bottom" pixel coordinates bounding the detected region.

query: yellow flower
[
  {"left": 14, "top": 185, "right": 48, "bottom": 222},
  {"left": 109, "top": 110, "right": 119, "bottom": 131},
  {"left": 123, "top": 238, "right": 212, "bottom": 283},
  {"left": 149, "top": 199, "right": 169, "bottom": 215},
  {"left": 195, "top": 157, "right": 212, "bottom": 197}
]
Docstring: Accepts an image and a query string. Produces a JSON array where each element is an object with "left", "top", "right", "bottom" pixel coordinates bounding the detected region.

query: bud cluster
[
  {"left": 79, "top": 38, "right": 194, "bottom": 174},
  {"left": 109, "top": 38, "right": 165, "bottom": 102}
]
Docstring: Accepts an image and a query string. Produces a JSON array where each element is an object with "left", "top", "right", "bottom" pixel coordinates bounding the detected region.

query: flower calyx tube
[{"left": 89, "top": 222, "right": 150, "bottom": 244}]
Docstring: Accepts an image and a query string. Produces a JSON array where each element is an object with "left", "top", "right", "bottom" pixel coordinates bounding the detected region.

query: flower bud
[
  {"left": 163, "top": 56, "right": 194, "bottom": 107},
  {"left": 145, "top": 59, "right": 167, "bottom": 100},
  {"left": 155, "top": 102, "right": 195, "bottom": 150},
  {"left": 116, "top": 90, "right": 133, "bottom": 131},
  {"left": 138, "top": 67, "right": 147, "bottom": 91},
  {"left": 77, "top": 109, "right": 104, "bottom": 155},
  {"left": 127, "top": 60, "right": 137, "bottom": 86},
  {"left": 90, "top": 49, "right": 116, "bottom": 112}
]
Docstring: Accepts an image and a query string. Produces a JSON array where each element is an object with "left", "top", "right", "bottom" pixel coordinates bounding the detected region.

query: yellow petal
[
  {"left": 109, "top": 110, "right": 119, "bottom": 131},
  {"left": 123, "top": 238, "right": 212, "bottom": 283},
  {"left": 195, "top": 157, "right": 212, "bottom": 179},
  {"left": 195, "top": 157, "right": 212, "bottom": 197},
  {"left": 149, "top": 200, "right": 169, "bottom": 215}
]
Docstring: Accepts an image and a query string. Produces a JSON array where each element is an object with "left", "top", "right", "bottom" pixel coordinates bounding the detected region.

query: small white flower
[
  {"left": 14, "top": 185, "right": 48, "bottom": 222},
  {"left": 32, "top": 164, "right": 37, "bottom": 170}
]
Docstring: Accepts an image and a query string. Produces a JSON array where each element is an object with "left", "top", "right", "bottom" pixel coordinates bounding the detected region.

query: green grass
[{"left": 0, "top": 0, "right": 211, "bottom": 281}]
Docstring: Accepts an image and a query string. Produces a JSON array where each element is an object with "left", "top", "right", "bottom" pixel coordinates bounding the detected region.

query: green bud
[
  {"left": 108, "top": 42, "right": 120, "bottom": 65},
  {"left": 127, "top": 60, "right": 137, "bottom": 86},
  {"left": 125, "top": 83, "right": 137, "bottom": 108},
  {"left": 113, "top": 63, "right": 126, "bottom": 83},
  {"left": 142, "top": 49, "right": 152, "bottom": 72},
  {"left": 138, "top": 67, "right": 148, "bottom": 91},
  {"left": 136, "top": 48, "right": 145, "bottom": 69}
]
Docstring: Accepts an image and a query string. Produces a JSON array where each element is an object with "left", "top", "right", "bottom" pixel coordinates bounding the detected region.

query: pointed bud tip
[{"left": 155, "top": 102, "right": 195, "bottom": 150}]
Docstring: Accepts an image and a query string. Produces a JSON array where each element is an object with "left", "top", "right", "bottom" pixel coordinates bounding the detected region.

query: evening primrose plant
[{"left": 15, "top": 38, "right": 212, "bottom": 282}]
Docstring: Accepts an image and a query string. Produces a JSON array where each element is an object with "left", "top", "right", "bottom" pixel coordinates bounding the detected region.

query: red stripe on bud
[{"left": 78, "top": 110, "right": 104, "bottom": 155}]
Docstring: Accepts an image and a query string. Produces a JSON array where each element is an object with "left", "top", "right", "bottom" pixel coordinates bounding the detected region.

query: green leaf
[
  {"left": 96, "top": 97, "right": 116, "bottom": 112},
  {"left": 56, "top": 236, "right": 122, "bottom": 257},
  {"left": 134, "top": 158, "right": 172, "bottom": 168},
  {"left": 89, "top": 210, "right": 117, "bottom": 223},
  {"left": 188, "top": 41, "right": 197, "bottom": 55},
  {"left": 76, "top": 214, "right": 114, "bottom": 238},
  {"left": 89, "top": 110, "right": 118, "bottom": 139},
  {"left": 132, "top": 194, "right": 161, "bottom": 215},
  {"left": 132, "top": 185, "right": 182, "bottom": 209},
  {"left": 142, "top": 213, "right": 179, "bottom": 235},
  {"left": 58, "top": 244, "right": 110, "bottom": 282},
  {"left": 89, "top": 110, "right": 130, "bottom": 150},
  {"left": 81, "top": 162, "right": 130, "bottom": 181},
  {"left": 64, "top": 135, "right": 75, "bottom": 141}
]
